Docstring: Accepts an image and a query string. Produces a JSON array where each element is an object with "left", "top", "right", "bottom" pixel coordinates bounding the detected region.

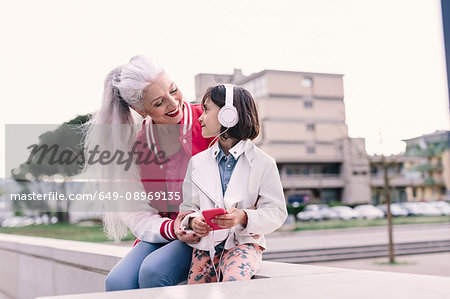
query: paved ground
[
  {"left": 264, "top": 223, "right": 450, "bottom": 252},
  {"left": 114, "top": 223, "right": 450, "bottom": 250},
  {"left": 312, "top": 252, "right": 450, "bottom": 277},
  {"left": 113, "top": 223, "right": 450, "bottom": 278},
  {"left": 267, "top": 223, "right": 450, "bottom": 277}
]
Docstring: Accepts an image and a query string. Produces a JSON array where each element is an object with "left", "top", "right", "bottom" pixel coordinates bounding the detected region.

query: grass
[
  {"left": 0, "top": 223, "right": 135, "bottom": 243},
  {"left": 293, "top": 216, "right": 450, "bottom": 231},
  {"left": 0, "top": 216, "right": 448, "bottom": 242}
]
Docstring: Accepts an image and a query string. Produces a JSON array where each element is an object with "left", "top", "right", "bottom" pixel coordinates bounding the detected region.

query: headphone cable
[{"left": 208, "top": 127, "right": 230, "bottom": 148}]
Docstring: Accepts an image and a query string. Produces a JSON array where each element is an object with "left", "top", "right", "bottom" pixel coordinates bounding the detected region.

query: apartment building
[
  {"left": 195, "top": 69, "right": 371, "bottom": 204},
  {"left": 402, "top": 130, "right": 450, "bottom": 201},
  {"left": 369, "top": 155, "right": 425, "bottom": 204}
]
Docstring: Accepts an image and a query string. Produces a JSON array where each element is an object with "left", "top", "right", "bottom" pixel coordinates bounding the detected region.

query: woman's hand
[
  {"left": 174, "top": 211, "right": 201, "bottom": 244},
  {"left": 190, "top": 216, "right": 211, "bottom": 238},
  {"left": 211, "top": 207, "right": 247, "bottom": 229}
]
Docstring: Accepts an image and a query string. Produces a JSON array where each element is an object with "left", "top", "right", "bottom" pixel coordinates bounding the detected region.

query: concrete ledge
[
  {"left": 0, "top": 234, "right": 128, "bottom": 299},
  {"left": 37, "top": 269, "right": 450, "bottom": 299},
  {"left": 1, "top": 234, "right": 450, "bottom": 299}
]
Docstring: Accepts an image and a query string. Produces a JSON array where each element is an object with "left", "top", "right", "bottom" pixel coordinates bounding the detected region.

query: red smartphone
[{"left": 202, "top": 208, "right": 227, "bottom": 230}]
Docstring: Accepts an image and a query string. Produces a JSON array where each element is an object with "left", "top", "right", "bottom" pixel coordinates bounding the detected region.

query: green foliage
[
  {"left": 10, "top": 114, "right": 91, "bottom": 220},
  {"left": 286, "top": 204, "right": 307, "bottom": 215},
  {"left": 405, "top": 140, "right": 448, "bottom": 158},
  {"left": 12, "top": 114, "right": 91, "bottom": 181},
  {"left": 0, "top": 223, "right": 135, "bottom": 243}
]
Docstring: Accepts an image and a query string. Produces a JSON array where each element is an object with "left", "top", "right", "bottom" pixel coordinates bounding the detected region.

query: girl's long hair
[{"left": 82, "top": 55, "right": 163, "bottom": 240}]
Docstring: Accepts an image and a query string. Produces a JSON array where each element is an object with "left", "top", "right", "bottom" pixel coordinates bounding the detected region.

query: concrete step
[{"left": 263, "top": 240, "right": 450, "bottom": 263}]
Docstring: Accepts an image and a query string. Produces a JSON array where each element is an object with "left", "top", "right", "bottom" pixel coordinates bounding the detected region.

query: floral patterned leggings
[{"left": 187, "top": 243, "right": 263, "bottom": 284}]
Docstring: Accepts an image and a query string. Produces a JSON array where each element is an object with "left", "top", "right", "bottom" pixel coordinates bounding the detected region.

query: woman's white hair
[{"left": 82, "top": 55, "right": 164, "bottom": 240}]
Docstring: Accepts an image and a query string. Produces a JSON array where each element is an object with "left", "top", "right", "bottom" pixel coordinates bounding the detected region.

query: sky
[{"left": 1, "top": 0, "right": 449, "bottom": 178}]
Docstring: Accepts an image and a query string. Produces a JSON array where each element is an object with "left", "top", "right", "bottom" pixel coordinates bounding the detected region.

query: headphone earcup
[{"left": 218, "top": 106, "right": 238, "bottom": 128}]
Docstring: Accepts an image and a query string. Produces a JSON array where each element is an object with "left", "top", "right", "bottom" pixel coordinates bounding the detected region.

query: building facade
[
  {"left": 195, "top": 69, "right": 371, "bottom": 205},
  {"left": 369, "top": 155, "right": 425, "bottom": 204},
  {"left": 403, "top": 130, "right": 450, "bottom": 201}
]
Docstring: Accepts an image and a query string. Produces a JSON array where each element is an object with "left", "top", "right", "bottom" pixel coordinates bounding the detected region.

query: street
[{"left": 265, "top": 223, "right": 450, "bottom": 252}]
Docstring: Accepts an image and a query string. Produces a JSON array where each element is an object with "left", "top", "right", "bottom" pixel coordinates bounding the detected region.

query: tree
[
  {"left": 381, "top": 155, "right": 396, "bottom": 264},
  {"left": 11, "top": 114, "right": 91, "bottom": 222}
]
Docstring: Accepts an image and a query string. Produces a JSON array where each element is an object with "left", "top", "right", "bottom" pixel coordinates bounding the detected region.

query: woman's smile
[{"left": 165, "top": 105, "right": 180, "bottom": 117}]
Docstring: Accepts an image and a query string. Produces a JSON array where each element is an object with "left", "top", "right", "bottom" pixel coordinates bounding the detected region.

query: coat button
[
  {"left": 160, "top": 165, "right": 163, "bottom": 169},
  {"left": 183, "top": 139, "right": 187, "bottom": 144}
]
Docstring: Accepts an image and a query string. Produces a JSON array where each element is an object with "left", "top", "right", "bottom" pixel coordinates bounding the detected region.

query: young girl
[{"left": 180, "top": 84, "right": 287, "bottom": 283}]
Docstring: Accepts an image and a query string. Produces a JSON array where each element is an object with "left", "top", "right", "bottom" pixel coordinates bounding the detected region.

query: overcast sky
[{"left": 1, "top": 0, "right": 449, "bottom": 177}]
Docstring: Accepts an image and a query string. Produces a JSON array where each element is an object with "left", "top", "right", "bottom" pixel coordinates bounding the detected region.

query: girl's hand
[
  {"left": 211, "top": 207, "right": 247, "bottom": 229},
  {"left": 174, "top": 211, "right": 201, "bottom": 244},
  {"left": 190, "top": 216, "right": 211, "bottom": 237}
]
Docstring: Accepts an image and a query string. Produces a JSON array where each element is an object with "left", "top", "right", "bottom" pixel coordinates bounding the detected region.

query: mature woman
[{"left": 84, "top": 55, "right": 212, "bottom": 290}]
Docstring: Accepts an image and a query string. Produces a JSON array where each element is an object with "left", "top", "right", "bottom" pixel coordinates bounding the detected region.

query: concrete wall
[
  {"left": 264, "top": 72, "right": 344, "bottom": 99},
  {"left": 257, "top": 98, "right": 346, "bottom": 123},
  {"left": 341, "top": 138, "right": 371, "bottom": 204},
  {"left": 2, "top": 234, "right": 450, "bottom": 299},
  {"left": 0, "top": 234, "right": 128, "bottom": 299}
]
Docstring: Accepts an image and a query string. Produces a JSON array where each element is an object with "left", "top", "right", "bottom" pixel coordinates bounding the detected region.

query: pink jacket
[{"left": 130, "top": 101, "right": 212, "bottom": 244}]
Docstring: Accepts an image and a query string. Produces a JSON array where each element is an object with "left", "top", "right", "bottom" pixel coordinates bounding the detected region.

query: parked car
[
  {"left": 296, "top": 204, "right": 329, "bottom": 221},
  {"left": 318, "top": 207, "right": 340, "bottom": 220},
  {"left": 330, "top": 206, "right": 359, "bottom": 220},
  {"left": 354, "top": 205, "right": 384, "bottom": 219},
  {"left": 399, "top": 202, "right": 424, "bottom": 216},
  {"left": 1, "top": 216, "right": 34, "bottom": 228},
  {"left": 417, "top": 202, "right": 443, "bottom": 216},
  {"left": 400, "top": 202, "right": 442, "bottom": 216},
  {"left": 428, "top": 201, "right": 450, "bottom": 216},
  {"left": 376, "top": 203, "right": 409, "bottom": 217}
]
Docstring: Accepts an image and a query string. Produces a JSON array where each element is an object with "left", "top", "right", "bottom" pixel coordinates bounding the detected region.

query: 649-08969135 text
[{"left": 9, "top": 191, "right": 181, "bottom": 201}]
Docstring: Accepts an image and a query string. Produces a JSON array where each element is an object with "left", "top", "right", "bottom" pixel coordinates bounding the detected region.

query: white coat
[{"left": 180, "top": 139, "right": 287, "bottom": 251}]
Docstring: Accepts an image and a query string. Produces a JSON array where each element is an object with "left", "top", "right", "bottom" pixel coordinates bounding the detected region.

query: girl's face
[
  {"left": 198, "top": 97, "right": 222, "bottom": 138},
  {"left": 140, "top": 72, "right": 184, "bottom": 124}
]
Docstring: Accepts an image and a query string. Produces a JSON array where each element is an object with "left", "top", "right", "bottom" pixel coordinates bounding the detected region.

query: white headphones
[{"left": 218, "top": 84, "right": 239, "bottom": 128}]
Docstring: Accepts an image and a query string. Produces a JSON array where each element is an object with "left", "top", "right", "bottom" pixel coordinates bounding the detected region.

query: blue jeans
[{"left": 105, "top": 240, "right": 192, "bottom": 291}]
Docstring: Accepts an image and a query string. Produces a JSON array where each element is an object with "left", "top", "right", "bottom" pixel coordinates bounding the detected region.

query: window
[
  {"left": 302, "top": 77, "right": 313, "bottom": 87},
  {"left": 306, "top": 123, "right": 315, "bottom": 131},
  {"left": 306, "top": 146, "right": 315, "bottom": 154},
  {"left": 304, "top": 101, "right": 313, "bottom": 108},
  {"left": 302, "top": 165, "right": 310, "bottom": 174}
]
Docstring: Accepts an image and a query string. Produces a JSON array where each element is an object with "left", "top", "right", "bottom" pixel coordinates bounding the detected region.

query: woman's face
[
  {"left": 141, "top": 72, "right": 184, "bottom": 124},
  {"left": 198, "top": 97, "right": 221, "bottom": 138}
]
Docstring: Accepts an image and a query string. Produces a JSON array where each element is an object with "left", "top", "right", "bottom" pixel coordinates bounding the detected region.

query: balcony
[
  {"left": 410, "top": 163, "right": 443, "bottom": 172},
  {"left": 281, "top": 174, "right": 344, "bottom": 188},
  {"left": 370, "top": 175, "right": 425, "bottom": 187}
]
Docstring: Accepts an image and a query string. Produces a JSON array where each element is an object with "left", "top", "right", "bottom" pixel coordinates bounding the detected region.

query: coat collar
[
  {"left": 191, "top": 139, "right": 255, "bottom": 209},
  {"left": 210, "top": 139, "right": 255, "bottom": 163}
]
